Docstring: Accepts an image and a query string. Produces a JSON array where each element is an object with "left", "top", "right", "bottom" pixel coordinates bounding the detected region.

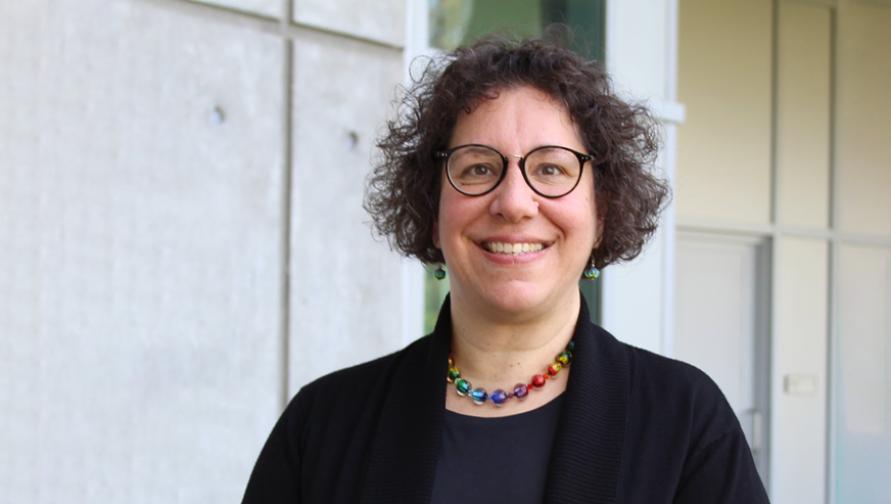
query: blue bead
[
  {"left": 469, "top": 388, "right": 487, "bottom": 405},
  {"left": 490, "top": 389, "right": 508, "bottom": 406}
]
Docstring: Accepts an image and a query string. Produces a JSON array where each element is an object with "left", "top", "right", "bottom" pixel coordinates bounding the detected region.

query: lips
[{"left": 482, "top": 241, "right": 547, "bottom": 255}]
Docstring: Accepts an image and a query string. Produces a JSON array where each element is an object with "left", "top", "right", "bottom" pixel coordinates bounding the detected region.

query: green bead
[
  {"left": 447, "top": 367, "right": 461, "bottom": 383},
  {"left": 455, "top": 378, "right": 471, "bottom": 396},
  {"left": 583, "top": 265, "right": 600, "bottom": 280},
  {"left": 556, "top": 351, "right": 571, "bottom": 366},
  {"left": 433, "top": 266, "right": 446, "bottom": 280}
]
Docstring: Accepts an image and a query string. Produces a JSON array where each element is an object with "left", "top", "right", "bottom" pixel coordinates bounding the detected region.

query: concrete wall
[{"left": 0, "top": 0, "right": 408, "bottom": 501}]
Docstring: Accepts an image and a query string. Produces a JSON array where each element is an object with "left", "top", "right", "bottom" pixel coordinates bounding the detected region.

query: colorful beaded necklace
[{"left": 447, "top": 341, "right": 574, "bottom": 407}]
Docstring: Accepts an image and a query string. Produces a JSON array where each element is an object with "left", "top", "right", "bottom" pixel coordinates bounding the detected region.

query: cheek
[
  {"left": 433, "top": 182, "right": 456, "bottom": 250},
  {"left": 435, "top": 189, "right": 462, "bottom": 251},
  {"left": 435, "top": 192, "right": 488, "bottom": 254}
]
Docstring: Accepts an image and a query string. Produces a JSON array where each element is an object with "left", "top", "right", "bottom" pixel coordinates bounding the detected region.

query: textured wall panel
[
  {"left": 194, "top": 0, "right": 281, "bottom": 18},
  {"left": 837, "top": 2, "right": 891, "bottom": 236},
  {"left": 677, "top": 0, "right": 773, "bottom": 226},
  {"left": 290, "top": 30, "right": 406, "bottom": 393},
  {"left": 293, "top": 0, "right": 404, "bottom": 47},
  {"left": 776, "top": 3, "right": 831, "bottom": 229},
  {"left": 0, "top": 1, "right": 285, "bottom": 502}
]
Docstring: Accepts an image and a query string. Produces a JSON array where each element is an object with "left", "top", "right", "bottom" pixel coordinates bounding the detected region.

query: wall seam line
[
  {"left": 280, "top": 1, "right": 295, "bottom": 406},
  {"left": 140, "top": 0, "right": 404, "bottom": 50}
]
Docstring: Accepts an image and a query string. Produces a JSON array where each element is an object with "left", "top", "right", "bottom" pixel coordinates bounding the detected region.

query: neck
[{"left": 445, "top": 290, "right": 580, "bottom": 416}]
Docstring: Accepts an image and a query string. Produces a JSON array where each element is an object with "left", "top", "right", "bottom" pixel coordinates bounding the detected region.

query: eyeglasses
[{"left": 435, "top": 144, "right": 593, "bottom": 198}]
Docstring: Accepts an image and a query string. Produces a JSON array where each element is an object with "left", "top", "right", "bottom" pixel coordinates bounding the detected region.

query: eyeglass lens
[{"left": 446, "top": 145, "right": 583, "bottom": 197}]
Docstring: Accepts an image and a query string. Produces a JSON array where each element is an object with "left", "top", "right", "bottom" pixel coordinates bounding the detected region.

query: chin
[{"left": 475, "top": 282, "right": 557, "bottom": 319}]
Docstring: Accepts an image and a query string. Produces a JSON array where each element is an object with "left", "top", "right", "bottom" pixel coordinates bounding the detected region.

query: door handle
[{"left": 744, "top": 408, "right": 763, "bottom": 455}]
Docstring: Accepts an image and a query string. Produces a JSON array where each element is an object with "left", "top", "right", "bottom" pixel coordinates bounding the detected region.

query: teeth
[{"left": 484, "top": 242, "right": 544, "bottom": 255}]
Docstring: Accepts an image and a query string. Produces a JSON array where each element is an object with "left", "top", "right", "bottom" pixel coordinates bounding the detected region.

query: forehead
[{"left": 449, "top": 86, "right": 584, "bottom": 151}]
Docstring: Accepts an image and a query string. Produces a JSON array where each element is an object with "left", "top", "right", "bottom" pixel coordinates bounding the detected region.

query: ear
[{"left": 432, "top": 220, "right": 441, "bottom": 249}]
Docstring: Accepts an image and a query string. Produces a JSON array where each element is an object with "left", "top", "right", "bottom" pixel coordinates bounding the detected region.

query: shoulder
[
  {"left": 624, "top": 342, "right": 725, "bottom": 406},
  {"left": 283, "top": 334, "right": 434, "bottom": 435},
  {"left": 593, "top": 325, "right": 740, "bottom": 445},
  {"left": 595, "top": 329, "right": 768, "bottom": 502},
  {"left": 290, "top": 333, "right": 432, "bottom": 416},
  {"left": 593, "top": 324, "right": 726, "bottom": 402},
  {"left": 244, "top": 336, "right": 436, "bottom": 501}
]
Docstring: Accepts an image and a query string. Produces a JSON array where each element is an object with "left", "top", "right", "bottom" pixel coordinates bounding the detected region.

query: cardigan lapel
[
  {"left": 359, "top": 296, "right": 451, "bottom": 504},
  {"left": 358, "top": 295, "right": 630, "bottom": 503},
  {"left": 545, "top": 300, "right": 630, "bottom": 504}
]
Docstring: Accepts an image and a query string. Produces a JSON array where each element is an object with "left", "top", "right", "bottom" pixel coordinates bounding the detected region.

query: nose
[{"left": 488, "top": 159, "right": 539, "bottom": 223}]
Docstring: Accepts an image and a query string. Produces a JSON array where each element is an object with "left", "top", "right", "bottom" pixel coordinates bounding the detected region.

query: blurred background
[{"left": 1, "top": 0, "right": 889, "bottom": 502}]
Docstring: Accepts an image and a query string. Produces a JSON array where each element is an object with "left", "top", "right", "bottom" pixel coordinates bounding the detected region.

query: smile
[{"left": 483, "top": 241, "right": 546, "bottom": 255}]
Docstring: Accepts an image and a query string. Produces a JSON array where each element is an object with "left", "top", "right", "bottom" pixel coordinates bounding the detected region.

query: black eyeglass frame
[{"left": 434, "top": 143, "right": 595, "bottom": 199}]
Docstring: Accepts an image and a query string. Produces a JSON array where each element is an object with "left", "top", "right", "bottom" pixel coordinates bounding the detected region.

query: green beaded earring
[
  {"left": 433, "top": 265, "right": 446, "bottom": 280},
  {"left": 583, "top": 259, "right": 600, "bottom": 280}
]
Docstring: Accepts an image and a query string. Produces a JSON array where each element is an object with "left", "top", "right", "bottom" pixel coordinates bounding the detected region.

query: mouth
[{"left": 482, "top": 241, "right": 548, "bottom": 255}]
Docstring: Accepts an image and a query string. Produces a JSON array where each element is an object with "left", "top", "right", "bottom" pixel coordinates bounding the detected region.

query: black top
[
  {"left": 431, "top": 396, "right": 564, "bottom": 504},
  {"left": 243, "top": 295, "right": 769, "bottom": 503}
]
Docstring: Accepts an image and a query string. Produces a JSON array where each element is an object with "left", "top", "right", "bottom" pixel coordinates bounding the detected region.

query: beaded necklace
[{"left": 447, "top": 341, "right": 574, "bottom": 407}]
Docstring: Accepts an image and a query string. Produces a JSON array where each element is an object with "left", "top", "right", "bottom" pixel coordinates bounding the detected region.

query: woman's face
[{"left": 435, "top": 85, "right": 601, "bottom": 320}]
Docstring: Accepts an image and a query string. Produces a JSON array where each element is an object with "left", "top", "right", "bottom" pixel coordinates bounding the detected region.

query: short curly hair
[{"left": 365, "top": 36, "right": 669, "bottom": 269}]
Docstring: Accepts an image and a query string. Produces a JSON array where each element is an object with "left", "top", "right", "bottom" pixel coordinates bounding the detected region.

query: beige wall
[
  {"left": 677, "top": 0, "right": 891, "bottom": 502},
  {"left": 836, "top": 0, "right": 891, "bottom": 236},
  {"left": 776, "top": 2, "right": 832, "bottom": 229},
  {"left": 677, "top": 0, "right": 773, "bottom": 226}
]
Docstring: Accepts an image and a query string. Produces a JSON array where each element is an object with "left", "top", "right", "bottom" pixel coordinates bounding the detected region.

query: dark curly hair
[{"left": 365, "top": 35, "right": 669, "bottom": 269}]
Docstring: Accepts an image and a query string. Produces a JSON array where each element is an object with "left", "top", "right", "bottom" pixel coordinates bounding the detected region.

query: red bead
[
  {"left": 547, "top": 363, "right": 562, "bottom": 376},
  {"left": 531, "top": 374, "right": 547, "bottom": 388}
]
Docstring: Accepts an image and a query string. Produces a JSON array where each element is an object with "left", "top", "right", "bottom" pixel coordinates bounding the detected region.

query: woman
[{"left": 243, "top": 37, "right": 769, "bottom": 503}]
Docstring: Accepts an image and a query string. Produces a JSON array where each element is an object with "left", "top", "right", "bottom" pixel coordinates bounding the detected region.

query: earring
[
  {"left": 583, "top": 260, "right": 600, "bottom": 280},
  {"left": 433, "top": 265, "right": 447, "bottom": 280}
]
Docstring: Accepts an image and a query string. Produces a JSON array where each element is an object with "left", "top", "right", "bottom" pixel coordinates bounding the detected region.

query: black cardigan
[{"left": 244, "top": 298, "right": 769, "bottom": 503}]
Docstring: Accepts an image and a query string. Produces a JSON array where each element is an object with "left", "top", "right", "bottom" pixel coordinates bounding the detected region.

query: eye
[
  {"left": 446, "top": 146, "right": 503, "bottom": 189},
  {"left": 533, "top": 163, "right": 570, "bottom": 178},
  {"left": 457, "top": 163, "right": 498, "bottom": 180},
  {"left": 470, "top": 164, "right": 492, "bottom": 176},
  {"left": 537, "top": 164, "right": 566, "bottom": 177}
]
